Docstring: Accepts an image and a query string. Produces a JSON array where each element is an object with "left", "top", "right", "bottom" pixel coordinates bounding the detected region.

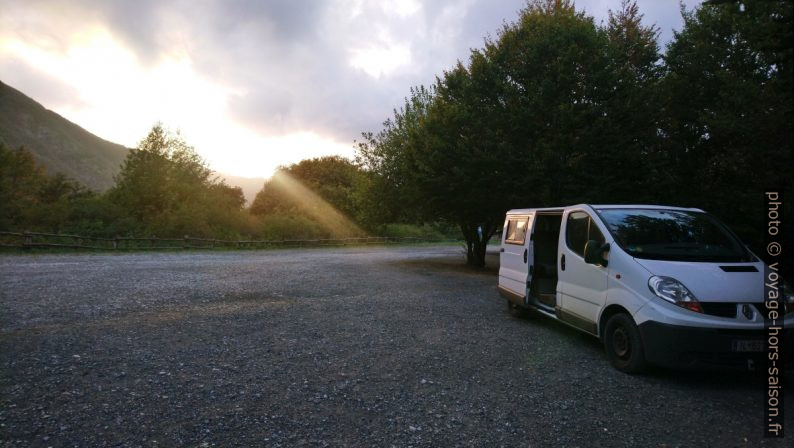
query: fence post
[
  {"left": 23, "top": 231, "right": 32, "bottom": 248},
  {"left": 184, "top": 235, "right": 189, "bottom": 249},
  {"left": 113, "top": 237, "right": 118, "bottom": 250}
]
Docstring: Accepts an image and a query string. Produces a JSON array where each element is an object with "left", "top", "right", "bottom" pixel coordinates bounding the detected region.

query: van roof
[{"left": 505, "top": 204, "right": 705, "bottom": 214}]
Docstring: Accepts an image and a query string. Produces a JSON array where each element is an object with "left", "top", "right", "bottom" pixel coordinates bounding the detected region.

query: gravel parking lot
[{"left": 1, "top": 246, "right": 792, "bottom": 447}]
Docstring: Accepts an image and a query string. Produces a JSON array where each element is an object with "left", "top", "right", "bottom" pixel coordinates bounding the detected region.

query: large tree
[
  {"left": 250, "top": 156, "right": 366, "bottom": 238},
  {"left": 660, "top": 0, "right": 793, "bottom": 262},
  {"left": 358, "top": 0, "right": 662, "bottom": 267},
  {"left": 252, "top": 156, "right": 364, "bottom": 218},
  {"left": 110, "top": 124, "right": 246, "bottom": 237}
]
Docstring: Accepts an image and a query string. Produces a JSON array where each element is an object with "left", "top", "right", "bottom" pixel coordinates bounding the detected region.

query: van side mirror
[{"left": 584, "top": 240, "right": 610, "bottom": 266}]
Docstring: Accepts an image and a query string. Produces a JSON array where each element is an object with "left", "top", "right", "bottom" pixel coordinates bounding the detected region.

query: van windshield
[{"left": 596, "top": 208, "right": 752, "bottom": 262}]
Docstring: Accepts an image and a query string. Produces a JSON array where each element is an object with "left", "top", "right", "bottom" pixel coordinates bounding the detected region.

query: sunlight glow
[
  {"left": 200, "top": 128, "right": 355, "bottom": 178},
  {"left": 270, "top": 171, "right": 366, "bottom": 237},
  {"left": 349, "top": 42, "right": 411, "bottom": 78},
  {"left": 0, "top": 28, "right": 354, "bottom": 178}
]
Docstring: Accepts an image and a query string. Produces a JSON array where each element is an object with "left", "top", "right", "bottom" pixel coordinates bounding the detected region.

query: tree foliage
[
  {"left": 0, "top": 144, "right": 92, "bottom": 232},
  {"left": 358, "top": 0, "right": 663, "bottom": 266},
  {"left": 250, "top": 156, "right": 368, "bottom": 238},
  {"left": 251, "top": 156, "right": 362, "bottom": 217},
  {"left": 659, "top": 0, "right": 793, "bottom": 256},
  {"left": 109, "top": 124, "right": 246, "bottom": 237}
]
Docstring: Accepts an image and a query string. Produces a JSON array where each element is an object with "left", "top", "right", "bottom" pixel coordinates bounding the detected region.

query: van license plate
[{"left": 732, "top": 340, "right": 763, "bottom": 352}]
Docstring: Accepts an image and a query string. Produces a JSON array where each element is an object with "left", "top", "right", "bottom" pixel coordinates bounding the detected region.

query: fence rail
[{"left": 0, "top": 231, "right": 461, "bottom": 251}]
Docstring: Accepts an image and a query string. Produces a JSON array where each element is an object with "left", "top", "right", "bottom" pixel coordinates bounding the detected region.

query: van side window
[
  {"left": 566, "top": 211, "right": 605, "bottom": 257},
  {"left": 505, "top": 217, "right": 528, "bottom": 245}
]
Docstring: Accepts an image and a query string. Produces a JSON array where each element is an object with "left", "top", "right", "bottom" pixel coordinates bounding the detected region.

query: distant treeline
[
  {"left": 1, "top": 0, "right": 792, "bottom": 270},
  {"left": 0, "top": 125, "right": 455, "bottom": 242}
]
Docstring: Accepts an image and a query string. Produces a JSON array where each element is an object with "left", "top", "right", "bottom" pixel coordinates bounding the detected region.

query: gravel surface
[{"left": 1, "top": 246, "right": 792, "bottom": 447}]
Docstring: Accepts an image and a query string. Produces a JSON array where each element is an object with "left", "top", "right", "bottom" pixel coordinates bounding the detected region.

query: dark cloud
[
  {"left": 1, "top": 0, "right": 697, "bottom": 146},
  {"left": 220, "top": 0, "right": 328, "bottom": 41}
]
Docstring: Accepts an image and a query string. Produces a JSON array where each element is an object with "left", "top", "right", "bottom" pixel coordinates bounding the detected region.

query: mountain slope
[
  {"left": 0, "top": 80, "right": 266, "bottom": 202},
  {"left": 0, "top": 80, "right": 130, "bottom": 190}
]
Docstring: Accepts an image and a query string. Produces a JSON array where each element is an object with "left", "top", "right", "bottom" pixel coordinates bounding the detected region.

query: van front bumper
[{"left": 638, "top": 321, "right": 794, "bottom": 371}]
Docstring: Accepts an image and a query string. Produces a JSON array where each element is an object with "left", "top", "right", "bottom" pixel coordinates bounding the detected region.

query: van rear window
[{"left": 505, "top": 217, "right": 528, "bottom": 245}]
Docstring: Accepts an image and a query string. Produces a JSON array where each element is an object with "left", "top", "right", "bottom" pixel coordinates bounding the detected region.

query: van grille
[
  {"left": 752, "top": 303, "right": 767, "bottom": 313},
  {"left": 753, "top": 302, "right": 793, "bottom": 315},
  {"left": 700, "top": 302, "right": 737, "bottom": 318}
]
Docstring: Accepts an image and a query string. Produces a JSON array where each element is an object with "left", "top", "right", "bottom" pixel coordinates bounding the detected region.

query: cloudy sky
[{"left": 0, "top": 0, "right": 699, "bottom": 178}]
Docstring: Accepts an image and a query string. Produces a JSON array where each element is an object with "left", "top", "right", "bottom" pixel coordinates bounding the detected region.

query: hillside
[
  {"left": 0, "top": 80, "right": 265, "bottom": 202},
  {"left": 0, "top": 80, "right": 130, "bottom": 190}
]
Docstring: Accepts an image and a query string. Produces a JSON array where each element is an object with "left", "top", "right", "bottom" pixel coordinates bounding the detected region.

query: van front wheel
[{"left": 603, "top": 313, "right": 646, "bottom": 374}]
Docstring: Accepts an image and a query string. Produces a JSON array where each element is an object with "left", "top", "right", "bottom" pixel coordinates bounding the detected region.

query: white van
[{"left": 498, "top": 204, "right": 793, "bottom": 373}]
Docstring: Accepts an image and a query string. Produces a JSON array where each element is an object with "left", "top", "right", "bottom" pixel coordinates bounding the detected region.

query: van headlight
[{"left": 648, "top": 276, "right": 703, "bottom": 313}]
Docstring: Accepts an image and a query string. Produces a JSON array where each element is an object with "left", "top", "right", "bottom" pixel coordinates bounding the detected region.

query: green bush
[{"left": 256, "top": 213, "right": 328, "bottom": 240}]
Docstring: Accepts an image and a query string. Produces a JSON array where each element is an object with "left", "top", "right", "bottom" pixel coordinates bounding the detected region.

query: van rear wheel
[{"left": 603, "top": 313, "right": 646, "bottom": 374}]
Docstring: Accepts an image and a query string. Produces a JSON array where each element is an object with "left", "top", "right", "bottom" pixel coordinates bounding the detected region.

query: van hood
[{"left": 633, "top": 258, "right": 765, "bottom": 303}]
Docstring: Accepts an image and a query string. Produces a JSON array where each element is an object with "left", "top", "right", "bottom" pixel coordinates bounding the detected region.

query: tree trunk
[{"left": 460, "top": 221, "right": 498, "bottom": 268}]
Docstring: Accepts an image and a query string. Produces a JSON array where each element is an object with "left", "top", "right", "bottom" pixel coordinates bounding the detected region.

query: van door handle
[
  {"left": 560, "top": 254, "right": 566, "bottom": 271},
  {"left": 523, "top": 249, "right": 528, "bottom": 263}
]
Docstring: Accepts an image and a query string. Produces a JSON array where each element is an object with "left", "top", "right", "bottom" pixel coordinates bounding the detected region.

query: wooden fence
[{"left": 0, "top": 231, "right": 460, "bottom": 251}]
